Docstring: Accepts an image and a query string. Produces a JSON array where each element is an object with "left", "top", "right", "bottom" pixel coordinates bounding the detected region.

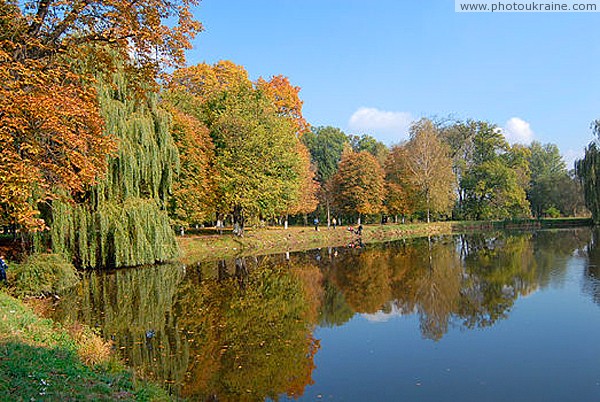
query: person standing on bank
[
  {"left": 314, "top": 217, "right": 319, "bottom": 231},
  {"left": 332, "top": 217, "right": 337, "bottom": 229},
  {"left": 0, "top": 255, "right": 8, "bottom": 284}
]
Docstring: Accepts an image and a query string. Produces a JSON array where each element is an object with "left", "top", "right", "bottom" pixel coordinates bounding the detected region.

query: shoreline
[{"left": 177, "top": 217, "right": 593, "bottom": 263}]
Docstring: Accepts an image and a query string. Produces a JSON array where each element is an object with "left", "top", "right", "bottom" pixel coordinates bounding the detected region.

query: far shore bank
[{"left": 178, "top": 217, "right": 593, "bottom": 263}]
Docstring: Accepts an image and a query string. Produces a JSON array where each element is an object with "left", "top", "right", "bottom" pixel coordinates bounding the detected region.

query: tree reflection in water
[
  {"left": 319, "top": 229, "right": 589, "bottom": 340},
  {"left": 50, "top": 228, "right": 591, "bottom": 400},
  {"left": 583, "top": 227, "right": 600, "bottom": 305}
]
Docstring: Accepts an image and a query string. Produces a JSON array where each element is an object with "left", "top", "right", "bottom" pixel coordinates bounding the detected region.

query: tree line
[
  {"left": 0, "top": 0, "right": 591, "bottom": 268},
  {"left": 305, "top": 118, "right": 585, "bottom": 226}
]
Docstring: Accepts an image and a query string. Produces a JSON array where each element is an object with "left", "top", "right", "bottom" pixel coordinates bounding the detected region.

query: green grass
[{"left": 0, "top": 291, "right": 171, "bottom": 401}]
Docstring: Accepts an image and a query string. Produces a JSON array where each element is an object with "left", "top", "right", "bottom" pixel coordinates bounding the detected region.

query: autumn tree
[
  {"left": 286, "top": 143, "right": 320, "bottom": 218},
  {"left": 165, "top": 61, "right": 309, "bottom": 234},
  {"left": 164, "top": 107, "right": 217, "bottom": 225},
  {"left": 257, "top": 74, "right": 319, "bottom": 220},
  {"left": 5, "top": 0, "right": 200, "bottom": 71},
  {"left": 401, "top": 118, "right": 456, "bottom": 223},
  {"left": 257, "top": 75, "right": 310, "bottom": 137},
  {"left": 0, "top": 0, "right": 201, "bottom": 231},
  {"left": 1, "top": 4, "right": 114, "bottom": 230},
  {"left": 330, "top": 150, "right": 385, "bottom": 223},
  {"left": 384, "top": 145, "right": 418, "bottom": 223}
]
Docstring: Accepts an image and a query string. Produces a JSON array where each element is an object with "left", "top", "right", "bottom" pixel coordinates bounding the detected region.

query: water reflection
[
  {"left": 51, "top": 228, "right": 593, "bottom": 400},
  {"left": 583, "top": 228, "right": 600, "bottom": 305}
]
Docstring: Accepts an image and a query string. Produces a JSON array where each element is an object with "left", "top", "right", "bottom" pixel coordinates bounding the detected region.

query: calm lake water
[{"left": 52, "top": 228, "right": 600, "bottom": 401}]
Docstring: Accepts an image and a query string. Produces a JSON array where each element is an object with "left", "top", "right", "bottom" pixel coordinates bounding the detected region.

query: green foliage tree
[
  {"left": 302, "top": 126, "right": 350, "bottom": 225},
  {"left": 302, "top": 126, "right": 349, "bottom": 183},
  {"left": 47, "top": 66, "right": 180, "bottom": 268},
  {"left": 461, "top": 159, "right": 530, "bottom": 220},
  {"left": 440, "top": 120, "right": 495, "bottom": 212},
  {"left": 212, "top": 90, "right": 302, "bottom": 230},
  {"left": 349, "top": 134, "right": 389, "bottom": 166},
  {"left": 527, "top": 141, "right": 577, "bottom": 217},
  {"left": 576, "top": 128, "right": 600, "bottom": 222},
  {"left": 459, "top": 122, "right": 530, "bottom": 220}
]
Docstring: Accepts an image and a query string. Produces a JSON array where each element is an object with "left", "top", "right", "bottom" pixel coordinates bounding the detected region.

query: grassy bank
[
  {"left": 178, "top": 218, "right": 593, "bottom": 263},
  {"left": 0, "top": 290, "right": 170, "bottom": 401},
  {"left": 179, "top": 222, "right": 451, "bottom": 263}
]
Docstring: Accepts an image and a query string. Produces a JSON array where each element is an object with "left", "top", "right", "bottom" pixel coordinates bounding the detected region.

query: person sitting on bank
[{"left": 0, "top": 255, "right": 8, "bottom": 284}]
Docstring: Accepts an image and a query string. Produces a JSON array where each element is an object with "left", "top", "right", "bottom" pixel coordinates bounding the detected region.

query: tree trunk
[
  {"left": 233, "top": 205, "right": 244, "bottom": 237},
  {"left": 426, "top": 190, "right": 431, "bottom": 223}
]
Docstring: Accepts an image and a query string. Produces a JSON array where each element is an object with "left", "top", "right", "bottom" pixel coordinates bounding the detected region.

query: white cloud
[
  {"left": 361, "top": 304, "right": 413, "bottom": 323},
  {"left": 503, "top": 117, "right": 534, "bottom": 145},
  {"left": 348, "top": 107, "right": 414, "bottom": 145}
]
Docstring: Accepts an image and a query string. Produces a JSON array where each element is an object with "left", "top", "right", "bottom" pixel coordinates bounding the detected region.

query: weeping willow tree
[
  {"left": 45, "top": 67, "right": 180, "bottom": 268},
  {"left": 576, "top": 123, "right": 600, "bottom": 223}
]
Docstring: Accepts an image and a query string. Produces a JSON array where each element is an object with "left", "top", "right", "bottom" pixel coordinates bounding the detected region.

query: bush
[
  {"left": 545, "top": 206, "right": 561, "bottom": 218},
  {"left": 67, "top": 322, "right": 113, "bottom": 366},
  {"left": 11, "top": 253, "right": 79, "bottom": 296}
]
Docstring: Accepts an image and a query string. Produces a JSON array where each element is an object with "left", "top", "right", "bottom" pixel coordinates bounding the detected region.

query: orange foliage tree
[
  {"left": 166, "top": 108, "right": 217, "bottom": 225},
  {"left": 0, "top": 41, "right": 114, "bottom": 229},
  {"left": 384, "top": 145, "right": 419, "bottom": 222},
  {"left": 331, "top": 150, "right": 385, "bottom": 222},
  {"left": 286, "top": 142, "right": 320, "bottom": 218},
  {"left": 0, "top": 0, "right": 201, "bottom": 230},
  {"left": 257, "top": 75, "right": 310, "bottom": 137}
]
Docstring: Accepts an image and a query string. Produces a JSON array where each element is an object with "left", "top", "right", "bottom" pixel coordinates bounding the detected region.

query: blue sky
[{"left": 186, "top": 0, "right": 600, "bottom": 167}]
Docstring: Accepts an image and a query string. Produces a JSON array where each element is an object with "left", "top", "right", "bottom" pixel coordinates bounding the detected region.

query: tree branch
[
  {"left": 27, "top": 0, "right": 51, "bottom": 37},
  {"left": 44, "top": 0, "right": 91, "bottom": 45}
]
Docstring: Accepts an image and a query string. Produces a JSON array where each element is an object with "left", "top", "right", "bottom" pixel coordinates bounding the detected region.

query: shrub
[
  {"left": 11, "top": 253, "right": 79, "bottom": 297},
  {"left": 67, "top": 322, "right": 113, "bottom": 366},
  {"left": 544, "top": 206, "right": 561, "bottom": 218}
]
